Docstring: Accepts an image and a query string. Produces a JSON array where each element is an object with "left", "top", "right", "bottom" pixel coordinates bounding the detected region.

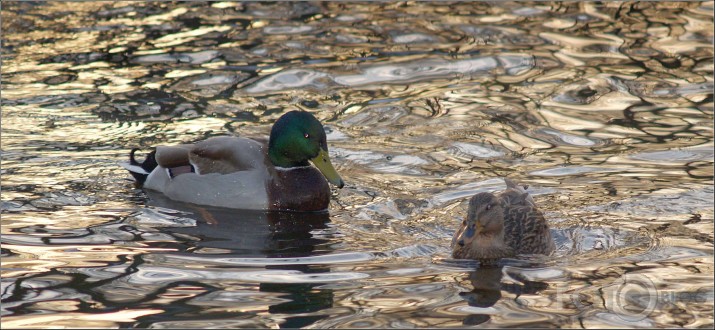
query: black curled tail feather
[
  {"left": 128, "top": 148, "right": 158, "bottom": 184},
  {"left": 129, "top": 148, "right": 143, "bottom": 166},
  {"left": 131, "top": 148, "right": 158, "bottom": 173}
]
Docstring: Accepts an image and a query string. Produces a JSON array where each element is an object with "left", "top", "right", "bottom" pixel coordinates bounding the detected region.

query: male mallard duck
[
  {"left": 122, "top": 110, "right": 344, "bottom": 211},
  {"left": 451, "top": 178, "right": 555, "bottom": 261}
]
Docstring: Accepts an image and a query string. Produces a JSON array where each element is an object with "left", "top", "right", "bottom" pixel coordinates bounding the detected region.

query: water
[{"left": 1, "top": 1, "right": 713, "bottom": 328}]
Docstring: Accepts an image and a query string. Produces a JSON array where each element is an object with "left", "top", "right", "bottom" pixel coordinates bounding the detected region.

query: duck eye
[
  {"left": 462, "top": 220, "right": 466, "bottom": 226},
  {"left": 304, "top": 133, "right": 310, "bottom": 139},
  {"left": 485, "top": 204, "right": 491, "bottom": 211}
]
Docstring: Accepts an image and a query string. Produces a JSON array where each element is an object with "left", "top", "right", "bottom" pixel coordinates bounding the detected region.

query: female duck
[
  {"left": 452, "top": 178, "right": 555, "bottom": 261},
  {"left": 123, "top": 111, "right": 344, "bottom": 211}
]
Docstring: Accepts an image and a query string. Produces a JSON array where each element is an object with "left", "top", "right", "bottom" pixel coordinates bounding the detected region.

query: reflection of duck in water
[
  {"left": 452, "top": 178, "right": 555, "bottom": 262},
  {"left": 155, "top": 197, "right": 336, "bottom": 327},
  {"left": 460, "top": 265, "right": 550, "bottom": 326},
  {"left": 123, "top": 111, "right": 344, "bottom": 212},
  {"left": 145, "top": 191, "right": 331, "bottom": 257}
]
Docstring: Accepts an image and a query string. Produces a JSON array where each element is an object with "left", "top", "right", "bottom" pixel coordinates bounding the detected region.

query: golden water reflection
[{"left": 2, "top": 1, "right": 713, "bottom": 328}]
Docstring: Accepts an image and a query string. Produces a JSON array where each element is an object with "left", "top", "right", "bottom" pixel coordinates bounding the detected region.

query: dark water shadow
[
  {"left": 460, "top": 265, "right": 549, "bottom": 326},
  {"left": 144, "top": 190, "right": 332, "bottom": 257},
  {"left": 3, "top": 192, "right": 339, "bottom": 327},
  {"left": 138, "top": 191, "right": 337, "bottom": 328}
]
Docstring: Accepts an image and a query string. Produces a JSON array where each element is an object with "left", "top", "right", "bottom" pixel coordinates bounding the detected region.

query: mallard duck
[
  {"left": 122, "top": 110, "right": 344, "bottom": 211},
  {"left": 451, "top": 178, "right": 555, "bottom": 261}
]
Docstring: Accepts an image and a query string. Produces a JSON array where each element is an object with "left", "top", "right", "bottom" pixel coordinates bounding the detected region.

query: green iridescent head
[{"left": 268, "top": 110, "right": 344, "bottom": 188}]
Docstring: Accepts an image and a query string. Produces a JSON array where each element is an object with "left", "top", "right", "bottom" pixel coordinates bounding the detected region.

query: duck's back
[
  {"left": 143, "top": 136, "right": 273, "bottom": 209},
  {"left": 157, "top": 136, "right": 268, "bottom": 174},
  {"left": 499, "top": 189, "right": 555, "bottom": 255}
]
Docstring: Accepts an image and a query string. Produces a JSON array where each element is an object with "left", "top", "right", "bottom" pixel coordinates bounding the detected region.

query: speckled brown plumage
[{"left": 451, "top": 178, "right": 555, "bottom": 261}]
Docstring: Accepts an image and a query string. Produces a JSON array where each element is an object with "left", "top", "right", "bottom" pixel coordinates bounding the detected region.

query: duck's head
[
  {"left": 268, "top": 111, "right": 344, "bottom": 188},
  {"left": 452, "top": 192, "right": 506, "bottom": 258}
]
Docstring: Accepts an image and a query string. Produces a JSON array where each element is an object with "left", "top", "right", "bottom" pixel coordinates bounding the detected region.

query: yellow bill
[{"left": 310, "top": 149, "right": 345, "bottom": 188}]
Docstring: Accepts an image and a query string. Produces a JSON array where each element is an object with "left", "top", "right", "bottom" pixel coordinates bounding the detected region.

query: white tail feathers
[{"left": 120, "top": 162, "right": 149, "bottom": 175}]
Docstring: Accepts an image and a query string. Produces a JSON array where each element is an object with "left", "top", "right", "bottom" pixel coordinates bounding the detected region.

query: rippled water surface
[{"left": 2, "top": 1, "right": 714, "bottom": 328}]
